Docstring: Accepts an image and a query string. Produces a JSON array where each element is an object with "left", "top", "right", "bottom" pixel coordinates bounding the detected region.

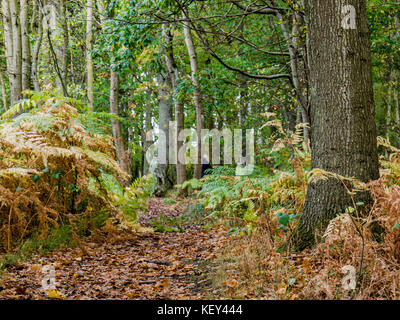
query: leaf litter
[{"left": 0, "top": 198, "right": 227, "bottom": 300}]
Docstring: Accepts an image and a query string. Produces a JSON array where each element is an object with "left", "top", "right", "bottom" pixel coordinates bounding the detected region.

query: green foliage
[
  {"left": 116, "top": 175, "right": 154, "bottom": 223},
  {"left": 0, "top": 94, "right": 145, "bottom": 251},
  {"left": 179, "top": 178, "right": 203, "bottom": 194},
  {"left": 197, "top": 148, "right": 307, "bottom": 238},
  {"left": 150, "top": 214, "right": 184, "bottom": 233}
]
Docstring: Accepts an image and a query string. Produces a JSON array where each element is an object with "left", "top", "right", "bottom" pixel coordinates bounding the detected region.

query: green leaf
[
  {"left": 278, "top": 214, "right": 290, "bottom": 226},
  {"left": 392, "top": 223, "right": 400, "bottom": 230}
]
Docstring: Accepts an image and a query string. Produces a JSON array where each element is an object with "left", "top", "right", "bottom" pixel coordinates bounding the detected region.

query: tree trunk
[
  {"left": 20, "top": 0, "right": 31, "bottom": 91},
  {"left": 86, "top": 0, "right": 94, "bottom": 110},
  {"left": 143, "top": 91, "right": 152, "bottom": 176},
  {"left": 32, "top": 3, "right": 43, "bottom": 92},
  {"left": 9, "top": 0, "right": 22, "bottom": 103},
  {"left": 1, "top": 0, "right": 14, "bottom": 101},
  {"left": 395, "top": 85, "right": 399, "bottom": 128},
  {"left": 98, "top": 1, "right": 130, "bottom": 178},
  {"left": 153, "top": 71, "right": 172, "bottom": 196},
  {"left": 276, "top": 8, "right": 310, "bottom": 151},
  {"left": 59, "top": 0, "right": 69, "bottom": 88},
  {"left": 394, "top": 15, "right": 399, "bottom": 127},
  {"left": 110, "top": 69, "right": 131, "bottom": 177},
  {"left": 182, "top": 10, "right": 203, "bottom": 179},
  {"left": 0, "top": 72, "right": 8, "bottom": 110},
  {"left": 291, "top": 0, "right": 379, "bottom": 251},
  {"left": 164, "top": 27, "right": 186, "bottom": 185},
  {"left": 387, "top": 75, "right": 392, "bottom": 137}
]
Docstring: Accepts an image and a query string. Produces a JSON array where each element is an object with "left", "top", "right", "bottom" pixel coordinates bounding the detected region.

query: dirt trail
[{"left": 0, "top": 198, "right": 226, "bottom": 300}]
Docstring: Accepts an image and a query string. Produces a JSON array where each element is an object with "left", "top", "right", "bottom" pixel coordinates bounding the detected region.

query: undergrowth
[
  {"left": 0, "top": 91, "right": 152, "bottom": 255},
  {"left": 197, "top": 115, "right": 400, "bottom": 300}
]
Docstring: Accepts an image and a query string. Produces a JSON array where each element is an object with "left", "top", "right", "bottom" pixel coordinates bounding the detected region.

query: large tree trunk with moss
[{"left": 291, "top": 0, "right": 379, "bottom": 251}]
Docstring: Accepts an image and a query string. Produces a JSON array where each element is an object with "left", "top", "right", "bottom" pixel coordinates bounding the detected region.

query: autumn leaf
[
  {"left": 46, "top": 290, "right": 64, "bottom": 300},
  {"left": 226, "top": 279, "right": 239, "bottom": 288}
]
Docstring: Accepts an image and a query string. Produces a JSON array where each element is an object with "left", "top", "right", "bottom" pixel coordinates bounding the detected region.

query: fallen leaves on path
[{"left": 0, "top": 198, "right": 227, "bottom": 300}]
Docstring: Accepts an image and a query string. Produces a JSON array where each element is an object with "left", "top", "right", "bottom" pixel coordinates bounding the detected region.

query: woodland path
[{"left": 0, "top": 198, "right": 226, "bottom": 300}]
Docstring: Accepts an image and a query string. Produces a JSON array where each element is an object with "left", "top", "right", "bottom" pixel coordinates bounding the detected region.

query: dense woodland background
[{"left": 0, "top": 0, "right": 399, "bottom": 300}]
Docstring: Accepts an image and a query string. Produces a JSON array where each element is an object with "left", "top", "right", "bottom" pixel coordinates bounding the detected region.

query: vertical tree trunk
[
  {"left": 164, "top": 27, "right": 187, "bottom": 185},
  {"left": 0, "top": 72, "right": 8, "bottom": 110},
  {"left": 395, "top": 86, "right": 399, "bottom": 127},
  {"left": 98, "top": 0, "right": 130, "bottom": 178},
  {"left": 394, "top": 15, "right": 400, "bottom": 127},
  {"left": 182, "top": 10, "right": 203, "bottom": 179},
  {"left": 59, "top": 0, "right": 69, "bottom": 87},
  {"left": 387, "top": 75, "right": 392, "bottom": 137},
  {"left": 1, "top": 0, "right": 14, "bottom": 101},
  {"left": 153, "top": 71, "right": 172, "bottom": 196},
  {"left": 9, "top": 0, "right": 22, "bottom": 103},
  {"left": 291, "top": 0, "right": 379, "bottom": 250},
  {"left": 32, "top": 3, "right": 43, "bottom": 92},
  {"left": 20, "top": 0, "right": 31, "bottom": 91},
  {"left": 276, "top": 8, "right": 310, "bottom": 151},
  {"left": 143, "top": 91, "right": 152, "bottom": 176},
  {"left": 110, "top": 69, "right": 131, "bottom": 178},
  {"left": 86, "top": 0, "right": 94, "bottom": 110}
]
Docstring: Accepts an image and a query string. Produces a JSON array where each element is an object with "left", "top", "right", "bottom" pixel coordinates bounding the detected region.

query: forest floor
[{"left": 0, "top": 198, "right": 227, "bottom": 300}]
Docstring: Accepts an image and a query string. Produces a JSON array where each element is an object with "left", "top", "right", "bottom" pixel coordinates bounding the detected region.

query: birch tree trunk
[
  {"left": 9, "top": 0, "right": 22, "bottom": 103},
  {"left": 1, "top": 0, "right": 13, "bottom": 102},
  {"left": 182, "top": 10, "right": 203, "bottom": 179},
  {"left": 32, "top": 3, "right": 43, "bottom": 92},
  {"left": 86, "top": 0, "right": 94, "bottom": 110},
  {"left": 291, "top": 0, "right": 379, "bottom": 250},
  {"left": 20, "top": 0, "right": 31, "bottom": 91}
]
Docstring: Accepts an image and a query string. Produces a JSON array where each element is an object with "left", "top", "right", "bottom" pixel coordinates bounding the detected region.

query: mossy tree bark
[{"left": 291, "top": 0, "right": 379, "bottom": 251}]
